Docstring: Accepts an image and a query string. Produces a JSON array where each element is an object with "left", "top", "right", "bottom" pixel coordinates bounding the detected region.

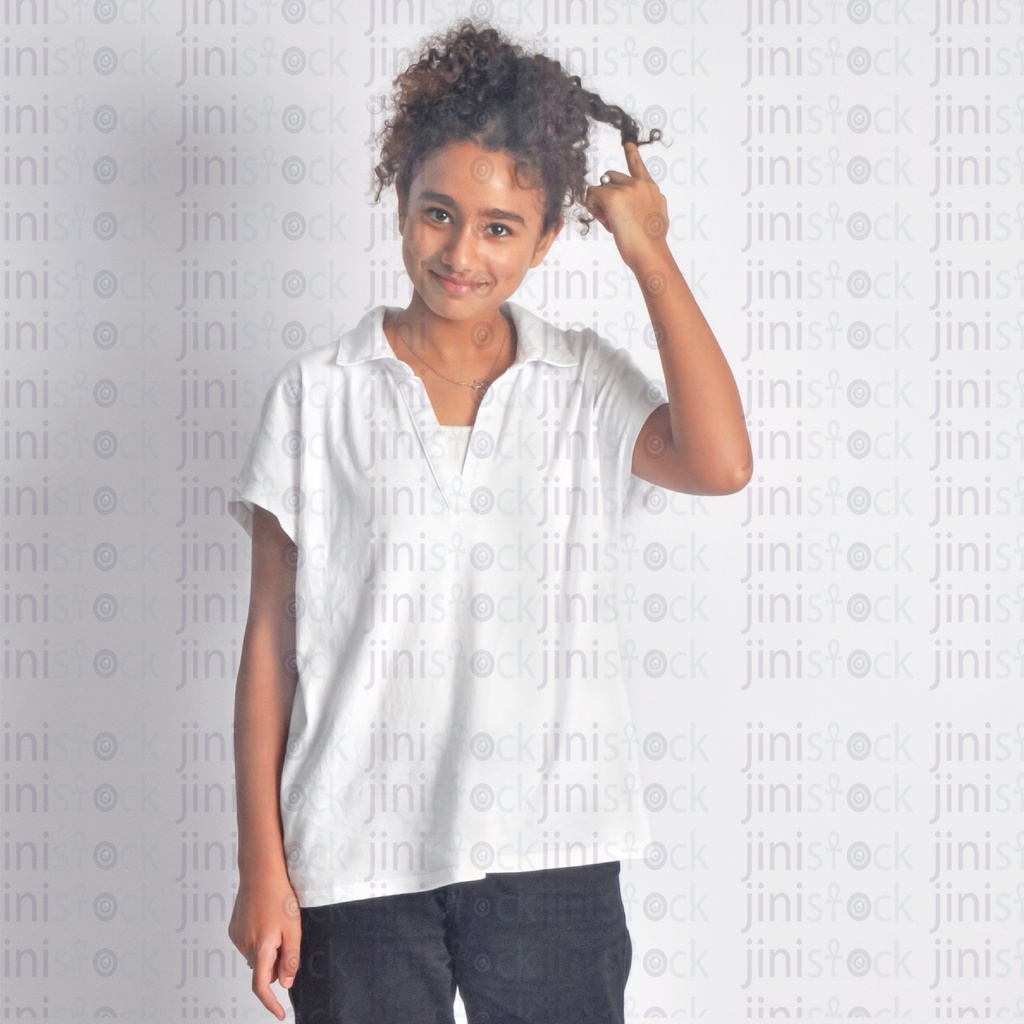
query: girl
[{"left": 228, "top": 19, "right": 751, "bottom": 1024}]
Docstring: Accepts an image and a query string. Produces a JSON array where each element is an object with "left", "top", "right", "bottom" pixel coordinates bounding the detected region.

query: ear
[{"left": 529, "top": 215, "right": 563, "bottom": 268}]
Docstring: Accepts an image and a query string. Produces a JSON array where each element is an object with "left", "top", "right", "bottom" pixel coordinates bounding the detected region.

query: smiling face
[{"left": 397, "top": 140, "right": 562, "bottom": 326}]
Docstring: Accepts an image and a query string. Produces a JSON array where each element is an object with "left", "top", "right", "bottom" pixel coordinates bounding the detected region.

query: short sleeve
[
  {"left": 227, "top": 360, "right": 306, "bottom": 545},
  {"left": 587, "top": 330, "right": 667, "bottom": 510}
]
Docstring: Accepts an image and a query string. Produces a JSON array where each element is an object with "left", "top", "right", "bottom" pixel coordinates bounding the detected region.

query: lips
[{"left": 431, "top": 270, "right": 479, "bottom": 296}]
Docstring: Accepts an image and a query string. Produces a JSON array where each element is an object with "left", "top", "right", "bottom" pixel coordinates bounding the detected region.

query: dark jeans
[{"left": 289, "top": 861, "right": 631, "bottom": 1024}]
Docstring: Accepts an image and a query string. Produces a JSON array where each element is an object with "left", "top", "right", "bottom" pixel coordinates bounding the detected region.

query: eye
[
  {"left": 488, "top": 223, "right": 512, "bottom": 238},
  {"left": 425, "top": 207, "right": 451, "bottom": 222}
]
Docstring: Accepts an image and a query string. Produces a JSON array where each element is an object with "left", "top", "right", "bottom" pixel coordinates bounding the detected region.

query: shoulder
[
  {"left": 503, "top": 301, "right": 607, "bottom": 369},
  {"left": 275, "top": 345, "right": 336, "bottom": 383},
  {"left": 258, "top": 347, "right": 333, "bottom": 421},
  {"left": 268, "top": 305, "right": 386, "bottom": 391}
]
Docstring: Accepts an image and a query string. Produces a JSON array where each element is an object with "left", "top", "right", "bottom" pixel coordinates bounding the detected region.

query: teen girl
[{"left": 228, "top": 19, "right": 751, "bottom": 1024}]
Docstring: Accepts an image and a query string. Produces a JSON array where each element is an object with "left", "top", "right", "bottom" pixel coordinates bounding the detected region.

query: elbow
[
  {"left": 728, "top": 439, "right": 755, "bottom": 493},
  {"left": 732, "top": 454, "right": 754, "bottom": 492},
  {"left": 659, "top": 434, "right": 753, "bottom": 495},
  {"left": 699, "top": 430, "right": 753, "bottom": 495},
  {"left": 702, "top": 454, "right": 753, "bottom": 496}
]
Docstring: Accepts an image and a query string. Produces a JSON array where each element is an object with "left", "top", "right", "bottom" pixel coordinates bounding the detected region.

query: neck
[{"left": 386, "top": 297, "right": 513, "bottom": 377}]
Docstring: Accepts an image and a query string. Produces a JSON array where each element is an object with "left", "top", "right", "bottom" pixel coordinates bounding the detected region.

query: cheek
[
  {"left": 400, "top": 238, "right": 422, "bottom": 283},
  {"left": 402, "top": 229, "right": 428, "bottom": 266},
  {"left": 492, "top": 245, "right": 533, "bottom": 274}
]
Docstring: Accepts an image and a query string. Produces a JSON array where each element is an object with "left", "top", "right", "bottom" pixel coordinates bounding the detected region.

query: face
[{"left": 397, "top": 140, "right": 562, "bottom": 325}]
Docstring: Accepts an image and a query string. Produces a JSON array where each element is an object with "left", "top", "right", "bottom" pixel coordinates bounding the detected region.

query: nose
[{"left": 441, "top": 223, "right": 476, "bottom": 273}]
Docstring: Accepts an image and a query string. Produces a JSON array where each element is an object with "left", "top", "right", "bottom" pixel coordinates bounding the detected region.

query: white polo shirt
[{"left": 229, "top": 300, "right": 667, "bottom": 907}]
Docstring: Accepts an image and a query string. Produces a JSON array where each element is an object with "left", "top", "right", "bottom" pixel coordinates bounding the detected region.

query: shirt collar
[{"left": 334, "top": 301, "right": 578, "bottom": 368}]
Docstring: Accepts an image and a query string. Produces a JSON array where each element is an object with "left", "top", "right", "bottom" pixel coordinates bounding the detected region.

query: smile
[{"left": 431, "top": 271, "right": 479, "bottom": 296}]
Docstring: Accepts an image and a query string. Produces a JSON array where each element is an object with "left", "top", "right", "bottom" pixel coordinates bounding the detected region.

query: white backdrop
[{"left": 5, "top": 0, "right": 1023, "bottom": 1017}]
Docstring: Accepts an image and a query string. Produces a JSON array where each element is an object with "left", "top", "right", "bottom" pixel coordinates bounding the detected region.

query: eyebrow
[{"left": 416, "top": 190, "right": 527, "bottom": 226}]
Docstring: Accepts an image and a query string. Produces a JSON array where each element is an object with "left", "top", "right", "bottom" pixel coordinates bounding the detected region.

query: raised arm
[
  {"left": 585, "top": 140, "right": 753, "bottom": 496},
  {"left": 227, "top": 505, "right": 302, "bottom": 1021}
]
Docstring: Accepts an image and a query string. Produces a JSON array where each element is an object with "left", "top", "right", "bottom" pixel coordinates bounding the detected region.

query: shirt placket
[
  {"left": 380, "top": 331, "right": 526, "bottom": 515},
  {"left": 383, "top": 362, "right": 451, "bottom": 510}
]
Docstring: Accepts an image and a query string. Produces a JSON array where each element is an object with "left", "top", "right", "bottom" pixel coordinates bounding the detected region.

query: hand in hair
[
  {"left": 585, "top": 141, "right": 670, "bottom": 272},
  {"left": 372, "top": 19, "right": 662, "bottom": 237}
]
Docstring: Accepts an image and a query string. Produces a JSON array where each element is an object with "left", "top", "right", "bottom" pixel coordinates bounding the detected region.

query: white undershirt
[{"left": 439, "top": 423, "right": 472, "bottom": 474}]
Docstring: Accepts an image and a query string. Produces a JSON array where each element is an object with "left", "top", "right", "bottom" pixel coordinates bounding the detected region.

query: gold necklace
[{"left": 392, "top": 315, "right": 510, "bottom": 395}]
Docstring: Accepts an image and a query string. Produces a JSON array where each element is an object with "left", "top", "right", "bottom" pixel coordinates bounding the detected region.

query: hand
[
  {"left": 228, "top": 872, "right": 302, "bottom": 1020},
  {"left": 584, "top": 141, "right": 670, "bottom": 271}
]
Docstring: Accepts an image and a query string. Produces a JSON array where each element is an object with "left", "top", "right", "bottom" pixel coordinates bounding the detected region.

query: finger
[
  {"left": 253, "top": 942, "right": 287, "bottom": 1022},
  {"left": 623, "top": 140, "right": 655, "bottom": 182},
  {"left": 278, "top": 910, "right": 302, "bottom": 990},
  {"left": 583, "top": 187, "right": 611, "bottom": 231},
  {"left": 278, "top": 932, "right": 301, "bottom": 990},
  {"left": 596, "top": 170, "right": 630, "bottom": 187}
]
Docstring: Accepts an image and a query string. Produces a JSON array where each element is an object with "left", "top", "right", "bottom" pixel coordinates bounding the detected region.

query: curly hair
[{"left": 371, "top": 19, "right": 663, "bottom": 236}]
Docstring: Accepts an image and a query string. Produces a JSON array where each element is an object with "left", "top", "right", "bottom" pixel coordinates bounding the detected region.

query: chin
[{"left": 424, "top": 285, "right": 505, "bottom": 318}]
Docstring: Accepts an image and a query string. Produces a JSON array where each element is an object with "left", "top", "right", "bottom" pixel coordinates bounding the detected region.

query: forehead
[{"left": 411, "top": 141, "right": 545, "bottom": 217}]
